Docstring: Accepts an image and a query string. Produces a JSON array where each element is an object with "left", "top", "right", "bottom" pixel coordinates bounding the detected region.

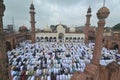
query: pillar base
[{"left": 71, "top": 63, "right": 100, "bottom": 80}]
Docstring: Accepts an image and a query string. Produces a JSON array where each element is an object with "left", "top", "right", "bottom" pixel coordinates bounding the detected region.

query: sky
[{"left": 3, "top": 0, "right": 120, "bottom": 30}]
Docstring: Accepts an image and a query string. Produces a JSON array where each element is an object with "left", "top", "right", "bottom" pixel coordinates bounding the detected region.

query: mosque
[
  {"left": 4, "top": 1, "right": 96, "bottom": 51},
  {"left": 35, "top": 5, "right": 95, "bottom": 43},
  {"left": 0, "top": 0, "right": 120, "bottom": 80},
  {"left": 36, "top": 24, "right": 85, "bottom": 43}
]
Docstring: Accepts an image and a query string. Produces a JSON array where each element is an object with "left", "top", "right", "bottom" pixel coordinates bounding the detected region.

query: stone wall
[{"left": 71, "top": 62, "right": 120, "bottom": 80}]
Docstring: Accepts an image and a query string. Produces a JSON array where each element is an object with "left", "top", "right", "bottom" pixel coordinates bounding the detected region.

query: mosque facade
[
  {"left": 35, "top": 6, "right": 95, "bottom": 43},
  {"left": 36, "top": 24, "right": 85, "bottom": 43}
]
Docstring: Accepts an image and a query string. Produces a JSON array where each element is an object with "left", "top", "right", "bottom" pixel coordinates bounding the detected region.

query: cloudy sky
[{"left": 3, "top": 0, "right": 120, "bottom": 30}]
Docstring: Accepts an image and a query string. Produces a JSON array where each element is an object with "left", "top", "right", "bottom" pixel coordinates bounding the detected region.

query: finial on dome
[
  {"left": 97, "top": 6, "right": 110, "bottom": 19},
  {"left": 12, "top": 17, "right": 14, "bottom": 27},
  {"left": 31, "top": 0, "right": 33, "bottom": 4},
  {"left": 59, "top": 16, "right": 63, "bottom": 25},
  {"left": 30, "top": 0, "right": 35, "bottom": 10},
  {"left": 87, "top": 5, "right": 91, "bottom": 13},
  {"left": 60, "top": 21, "right": 61, "bottom": 24},
  {"left": 103, "top": 0, "right": 105, "bottom": 7},
  {"left": 46, "top": 24, "right": 48, "bottom": 27},
  {"left": 72, "top": 24, "right": 73, "bottom": 26},
  {"left": 89, "top": 5, "right": 90, "bottom": 8}
]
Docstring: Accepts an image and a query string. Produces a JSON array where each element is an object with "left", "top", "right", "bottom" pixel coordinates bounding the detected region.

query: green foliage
[{"left": 112, "top": 23, "right": 120, "bottom": 31}]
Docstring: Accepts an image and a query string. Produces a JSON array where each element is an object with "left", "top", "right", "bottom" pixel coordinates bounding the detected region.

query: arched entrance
[
  {"left": 53, "top": 37, "right": 56, "bottom": 42},
  {"left": 58, "top": 33, "right": 64, "bottom": 42},
  {"left": 36, "top": 36, "right": 40, "bottom": 42},
  {"left": 73, "top": 37, "right": 76, "bottom": 42},
  {"left": 41, "top": 37, "right": 44, "bottom": 42},
  {"left": 69, "top": 37, "right": 72, "bottom": 42},
  {"left": 45, "top": 37, "right": 48, "bottom": 42},
  {"left": 12, "top": 39, "right": 15, "bottom": 49},
  {"left": 113, "top": 44, "right": 119, "bottom": 50},
  {"left": 78, "top": 37, "right": 80, "bottom": 42},
  {"left": 66, "top": 37, "right": 68, "bottom": 42},
  {"left": 112, "top": 43, "right": 119, "bottom": 50},
  {"left": 6, "top": 41, "right": 12, "bottom": 51},
  {"left": 88, "top": 37, "right": 95, "bottom": 42},
  {"left": 49, "top": 37, "right": 52, "bottom": 42}
]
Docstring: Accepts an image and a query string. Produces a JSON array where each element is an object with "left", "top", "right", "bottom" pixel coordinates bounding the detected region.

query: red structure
[
  {"left": 70, "top": 4, "right": 120, "bottom": 80},
  {"left": 84, "top": 6, "right": 92, "bottom": 44},
  {"left": 0, "top": 0, "right": 10, "bottom": 80},
  {"left": 30, "top": 1, "right": 36, "bottom": 43},
  {"left": 92, "top": 6, "right": 110, "bottom": 65},
  {"left": 104, "top": 31, "right": 120, "bottom": 53}
]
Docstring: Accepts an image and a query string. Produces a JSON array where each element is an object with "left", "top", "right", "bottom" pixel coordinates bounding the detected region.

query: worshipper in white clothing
[{"left": 8, "top": 40, "right": 119, "bottom": 80}]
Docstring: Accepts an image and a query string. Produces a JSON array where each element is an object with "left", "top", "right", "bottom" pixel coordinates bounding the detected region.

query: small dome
[
  {"left": 87, "top": 6, "right": 91, "bottom": 13},
  {"left": 19, "top": 25, "right": 28, "bottom": 32},
  {"left": 69, "top": 27, "right": 75, "bottom": 32},
  {"left": 57, "top": 24, "right": 64, "bottom": 30},
  {"left": 44, "top": 25, "right": 51, "bottom": 32},
  {"left": 97, "top": 6, "right": 110, "bottom": 19},
  {"left": 30, "top": 1, "right": 34, "bottom": 10}
]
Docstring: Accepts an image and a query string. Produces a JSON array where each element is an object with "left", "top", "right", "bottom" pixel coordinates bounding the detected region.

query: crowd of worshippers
[{"left": 7, "top": 40, "right": 120, "bottom": 80}]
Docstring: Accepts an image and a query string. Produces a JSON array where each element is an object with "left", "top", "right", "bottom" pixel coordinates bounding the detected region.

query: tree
[{"left": 112, "top": 23, "right": 120, "bottom": 31}]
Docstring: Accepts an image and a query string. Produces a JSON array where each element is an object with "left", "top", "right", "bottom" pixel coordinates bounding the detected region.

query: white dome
[
  {"left": 44, "top": 25, "right": 51, "bottom": 32},
  {"left": 57, "top": 24, "right": 64, "bottom": 30},
  {"left": 69, "top": 27, "right": 75, "bottom": 32}
]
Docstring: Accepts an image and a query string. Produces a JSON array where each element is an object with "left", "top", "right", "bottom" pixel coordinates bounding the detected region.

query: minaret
[
  {"left": 30, "top": 0, "right": 36, "bottom": 43},
  {"left": 84, "top": 6, "right": 92, "bottom": 44},
  {"left": 92, "top": 4, "right": 110, "bottom": 65},
  {"left": 71, "top": 1, "right": 110, "bottom": 80},
  {"left": 0, "top": 0, "right": 10, "bottom": 79},
  {"left": 12, "top": 17, "right": 14, "bottom": 30}
]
